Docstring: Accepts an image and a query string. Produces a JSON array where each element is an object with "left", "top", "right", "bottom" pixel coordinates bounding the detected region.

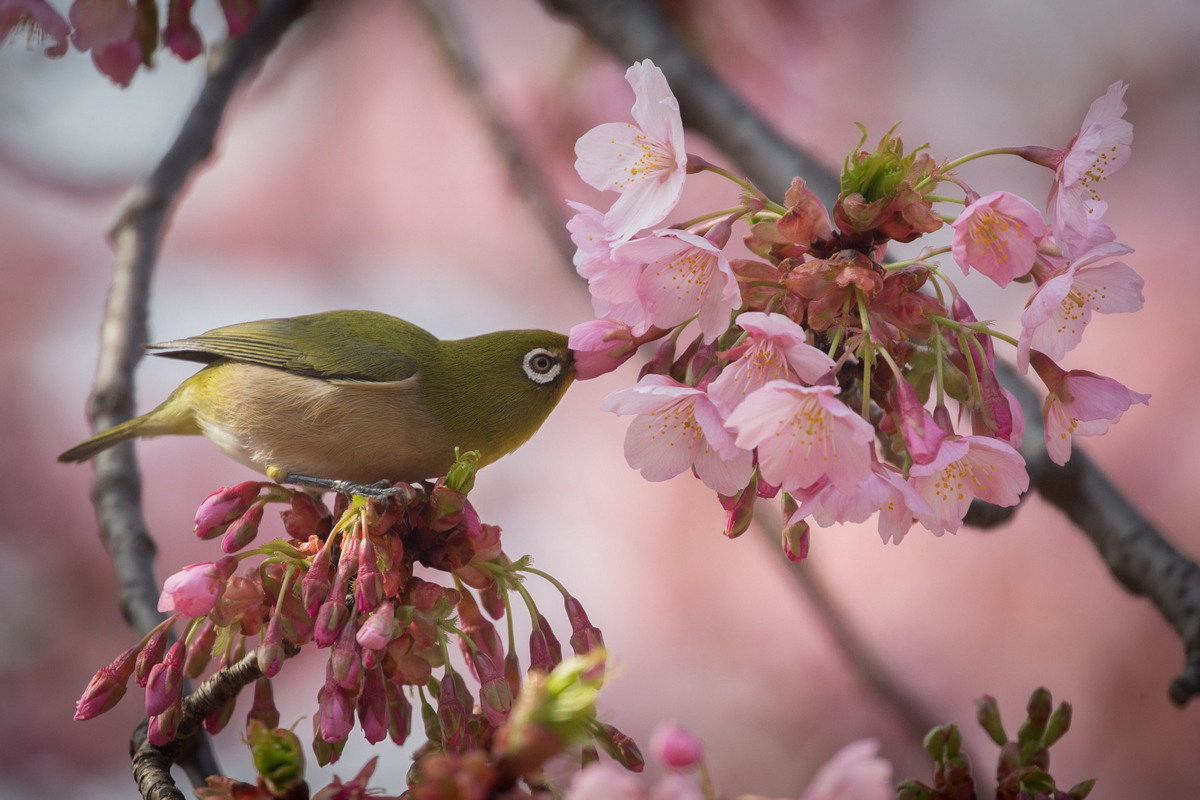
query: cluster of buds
[
  {"left": 1, "top": 0, "right": 260, "bottom": 87},
  {"left": 897, "top": 688, "right": 1093, "bottom": 800},
  {"left": 75, "top": 452, "right": 636, "bottom": 794},
  {"left": 569, "top": 60, "right": 1147, "bottom": 552}
]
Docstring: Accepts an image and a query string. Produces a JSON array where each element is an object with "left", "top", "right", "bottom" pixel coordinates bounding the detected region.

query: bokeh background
[{"left": 2, "top": 0, "right": 1198, "bottom": 797}]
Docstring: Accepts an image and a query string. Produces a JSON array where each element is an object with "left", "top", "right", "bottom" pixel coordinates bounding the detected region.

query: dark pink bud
[
  {"left": 438, "top": 672, "right": 469, "bottom": 753},
  {"left": 356, "top": 601, "right": 396, "bottom": 651},
  {"left": 593, "top": 722, "right": 645, "bottom": 772},
  {"left": 203, "top": 697, "right": 236, "bottom": 736},
  {"left": 329, "top": 616, "right": 362, "bottom": 689},
  {"left": 218, "top": 0, "right": 258, "bottom": 37},
  {"left": 316, "top": 679, "right": 354, "bottom": 744},
  {"left": 247, "top": 676, "right": 280, "bottom": 732},
  {"left": 145, "top": 641, "right": 185, "bottom": 717},
  {"left": 386, "top": 681, "right": 412, "bottom": 745},
  {"left": 301, "top": 543, "right": 335, "bottom": 616},
  {"left": 281, "top": 491, "right": 331, "bottom": 540},
  {"left": 183, "top": 620, "right": 217, "bottom": 679},
  {"left": 782, "top": 515, "right": 810, "bottom": 562},
  {"left": 473, "top": 652, "right": 512, "bottom": 726},
  {"left": 719, "top": 475, "right": 758, "bottom": 539},
  {"left": 650, "top": 722, "right": 705, "bottom": 770},
  {"left": 162, "top": 0, "right": 202, "bottom": 60},
  {"left": 74, "top": 641, "right": 140, "bottom": 720},
  {"left": 134, "top": 625, "right": 171, "bottom": 688},
  {"left": 355, "top": 540, "right": 384, "bottom": 612},
  {"left": 427, "top": 483, "right": 467, "bottom": 532},
  {"left": 221, "top": 503, "right": 264, "bottom": 553},
  {"left": 315, "top": 599, "right": 349, "bottom": 648},
  {"left": 894, "top": 379, "right": 945, "bottom": 466},
  {"left": 479, "top": 579, "right": 505, "bottom": 620},
  {"left": 564, "top": 597, "right": 604, "bottom": 657},
  {"left": 357, "top": 664, "right": 389, "bottom": 744},
  {"left": 194, "top": 481, "right": 262, "bottom": 539},
  {"left": 147, "top": 706, "right": 181, "bottom": 747},
  {"left": 257, "top": 613, "right": 285, "bottom": 678}
]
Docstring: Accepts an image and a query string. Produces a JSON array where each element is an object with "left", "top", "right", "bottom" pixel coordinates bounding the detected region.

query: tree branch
[
  {"left": 540, "top": 0, "right": 1200, "bottom": 707},
  {"left": 81, "top": 0, "right": 317, "bottom": 791}
]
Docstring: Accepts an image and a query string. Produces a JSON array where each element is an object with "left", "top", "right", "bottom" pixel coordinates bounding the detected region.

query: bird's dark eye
[{"left": 522, "top": 348, "right": 562, "bottom": 384}]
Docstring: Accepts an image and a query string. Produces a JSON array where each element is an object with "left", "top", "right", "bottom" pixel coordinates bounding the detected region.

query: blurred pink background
[{"left": 2, "top": 1, "right": 1197, "bottom": 797}]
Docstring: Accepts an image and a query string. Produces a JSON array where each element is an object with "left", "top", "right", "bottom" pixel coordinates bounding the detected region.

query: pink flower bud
[
  {"left": 438, "top": 671, "right": 469, "bottom": 753},
  {"left": 157, "top": 556, "right": 238, "bottom": 619},
  {"left": 386, "top": 681, "right": 412, "bottom": 745},
  {"left": 356, "top": 601, "right": 396, "bottom": 651},
  {"left": 355, "top": 540, "right": 384, "bottom": 612},
  {"left": 315, "top": 599, "right": 349, "bottom": 648},
  {"left": 135, "top": 625, "right": 171, "bottom": 688},
  {"left": 357, "top": 664, "right": 389, "bottom": 744},
  {"left": 593, "top": 722, "right": 645, "bottom": 772},
  {"left": 330, "top": 617, "right": 362, "bottom": 690},
  {"left": 247, "top": 676, "right": 280, "bottom": 732},
  {"left": 194, "top": 482, "right": 262, "bottom": 539},
  {"left": 183, "top": 620, "right": 217, "bottom": 679},
  {"left": 147, "top": 706, "right": 181, "bottom": 747},
  {"left": 145, "top": 641, "right": 185, "bottom": 717},
  {"left": 301, "top": 543, "right": 335, "bottom": 616},
  {"left": 281, "top": 491, "right": 331, "bottom": 540},
  {"left": 427, "top": 482, "right": 467, "bottom": 532},
  {"left": 203, "top": 697, "right": 236, "bottom": 736},
  {"left": 218, "top": 0, "right": 257, "bottom": 37},
  {"left": 316, "top": 678, "right": 354, "bottom": 744},
  {"left": 564, "top": 597, "right": 604, "bottom": 657},
  {"left": 257, "top": 613, "right": 285, "bottom": 678},
  {"left": 162, "top": 0, "right": 203, "bottom": 61},
  {"left": 74, "top": 641, "right": 140, "bottom": 720},
  {"left": 650, "top": 722, "right": 705, "bottom": 770},
  {"left": 221, "top": 503, "right": 264, "bottom": 553},
  {"left": 893, "top": 379, "right": 946, "bottom": 466},
  {"left": 473, "top": 652, "right": 512, "bottom": 726},
  {"left": 569, "top": 319, "right": 642, "bottom": 380}
]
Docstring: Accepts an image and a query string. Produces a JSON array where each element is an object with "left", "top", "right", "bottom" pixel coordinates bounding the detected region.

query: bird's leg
[{"left": 268, "top": 468, "right": 410, "bottom": 500}]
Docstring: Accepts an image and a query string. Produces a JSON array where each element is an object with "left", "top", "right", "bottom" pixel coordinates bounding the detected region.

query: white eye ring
[{"left": 523, "top": 348, "right": 562, "bottom": 384}]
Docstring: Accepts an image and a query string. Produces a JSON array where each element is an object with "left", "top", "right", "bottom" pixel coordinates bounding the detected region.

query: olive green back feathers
[{"left": 58, "top": 311, "right": 575, "bottom": 482}]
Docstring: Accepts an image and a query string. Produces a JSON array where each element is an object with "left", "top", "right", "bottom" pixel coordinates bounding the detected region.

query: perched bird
[{"left": 59, "top": 310, "right": 575, "bottom": 491}]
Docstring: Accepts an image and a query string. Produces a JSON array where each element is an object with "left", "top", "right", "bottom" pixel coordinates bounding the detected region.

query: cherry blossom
[
  {"left": 951, "top": 191, "right": 1047, "bottom": 287},
  {"left": 727, "top": 382, "right": 875, "bottom": 494},
  {"left": 1017, "top": 240, "right": 1143, "bottom": 372},
  {"left": 1029, "top": 351, "right": 1149, "bottom": 465},
  {"left": 575, "top": 60, "right": 688, "bottom": 242},
  {"left": 157, "top": 557, "right": 238, "bottom": 618},
  {"left": 602, "top": 374, "right": 753, "bottom": 495},
  {"left": 613, "top": 228, "right": 742, "bottom": 342},
  {"left": 1048, "top": 81, "right": 1133, "bottom": 257},
  {"left": 0, "top": 0, "right": 69, "bottom": 56},
  {"left": 707, "top": 312, "right": 836, "bottom": 413},
  {"left": 910, "top": 437, "right": 1028, "bottom": 535}
]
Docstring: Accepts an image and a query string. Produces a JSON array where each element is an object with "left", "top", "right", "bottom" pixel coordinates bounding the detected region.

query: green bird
[{"left": 59, "top": 310, "right": 575, "bottom": 491}]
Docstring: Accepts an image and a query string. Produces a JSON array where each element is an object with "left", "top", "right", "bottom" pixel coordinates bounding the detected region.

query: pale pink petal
[
  {"left": 798, "top": 739, "right": 893, "bottom": 800},
  {"left": 728, "top": 382, "right": 874, "bottom": 493},
  {"left": 951, "top": 191, "right": 1047, "bottom": 287}
]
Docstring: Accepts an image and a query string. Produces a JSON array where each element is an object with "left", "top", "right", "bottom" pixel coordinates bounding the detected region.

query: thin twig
[
  {"left": 81, "top": 0, "right": 317, "bottom": 792},
  {"left": 411, "top": 0, "right": 577, "bottom": 263}
]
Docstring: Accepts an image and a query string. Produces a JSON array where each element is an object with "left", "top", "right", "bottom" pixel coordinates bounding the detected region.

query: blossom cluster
[
  {"left": 569, "top": 60, "right": 1147, "bottom": 552},
  {"left": 2, "top": 0, "right": 258, "bottom": 87},
  {"left": 75, "top": 454, "right": 634, "bottom": 795}
]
